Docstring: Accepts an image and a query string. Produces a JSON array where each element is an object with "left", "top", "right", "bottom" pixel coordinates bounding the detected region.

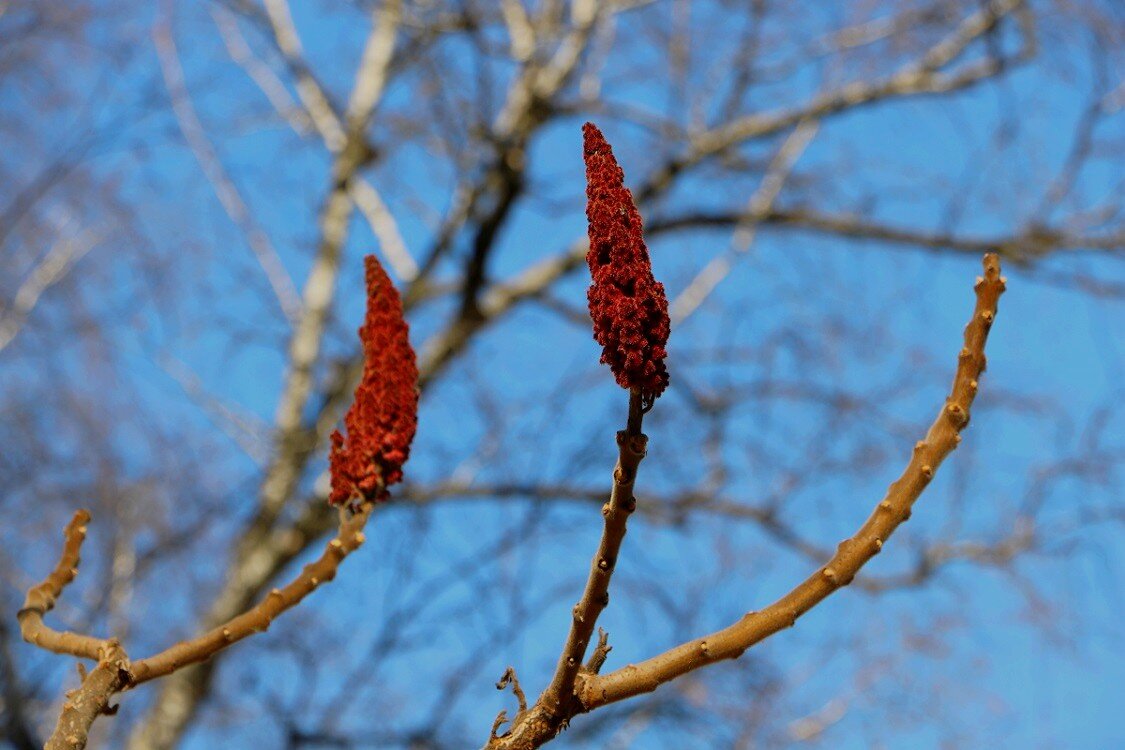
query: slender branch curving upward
[{"left": 128, "top": 502, "right": 374, "bottom": 684}]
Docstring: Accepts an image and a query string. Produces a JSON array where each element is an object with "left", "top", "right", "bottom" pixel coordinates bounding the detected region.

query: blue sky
[{"left": 3, "top": 2, "right": 1124, "bottom": 748}]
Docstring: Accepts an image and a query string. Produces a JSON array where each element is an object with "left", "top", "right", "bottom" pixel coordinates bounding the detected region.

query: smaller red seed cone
[{"left": 328, "top": 255, "right": 419, "bottom": 505}]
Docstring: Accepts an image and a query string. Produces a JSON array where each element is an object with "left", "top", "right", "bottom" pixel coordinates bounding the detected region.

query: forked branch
[
  {"left": 576, "top": 254, "right": 1006, "bottom": 709},
  {"left": 21, "top": 503, "right": 377, "bottom": 748},
  {"left": 485, "top": 254, "right": 1006, "bottom": 748}
]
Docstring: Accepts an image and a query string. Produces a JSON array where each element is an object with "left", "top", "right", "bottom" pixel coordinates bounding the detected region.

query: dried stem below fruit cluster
[{"left": 490, "top": 391, "right": 647, "bottom": 747}]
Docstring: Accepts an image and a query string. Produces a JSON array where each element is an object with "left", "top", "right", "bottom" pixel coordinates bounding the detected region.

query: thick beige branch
[
  {"left": 17, "top": 510, "right": 108, "bottom": 661},
  {"left": 341, "top": 0, "right": 400, "bottom": 132},
  {"left": 44, "top": 640, "right": 130, "bottom": 750},
  {"left": 577, "top": 254, "right": 1006, "bottom": 709}
]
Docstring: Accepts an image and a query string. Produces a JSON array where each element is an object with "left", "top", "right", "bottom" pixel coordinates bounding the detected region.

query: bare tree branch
[{"left": 577, "top": 255, "right": 1006, "bottom": 710}]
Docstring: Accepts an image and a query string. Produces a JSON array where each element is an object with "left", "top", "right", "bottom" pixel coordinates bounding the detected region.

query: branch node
[{"left": 945, "top": 402, "right": 967, "bottom": 427}]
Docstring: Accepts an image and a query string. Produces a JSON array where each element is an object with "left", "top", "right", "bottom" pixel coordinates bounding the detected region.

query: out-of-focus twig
[{"left": 154, "top": 4, "right": 302, "bottom": 323}]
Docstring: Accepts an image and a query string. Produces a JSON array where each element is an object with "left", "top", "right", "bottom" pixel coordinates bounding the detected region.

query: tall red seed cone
[{"left": 583, "top": 122, "right": 670, "bottom": 402}]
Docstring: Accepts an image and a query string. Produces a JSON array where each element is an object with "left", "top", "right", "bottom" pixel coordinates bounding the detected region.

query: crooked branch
[
  {"left": 17, "top": 510, "right": 108, "bottom": 661},
  {"left": 489, "top": 391, "right": 648, "bottom": 748}
]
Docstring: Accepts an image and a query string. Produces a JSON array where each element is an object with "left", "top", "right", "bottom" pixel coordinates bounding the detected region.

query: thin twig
[
  {"left": 542, "top": 390, "right": 645, "bottom": 714},
  {"left": 583, "top": 628, "right": 612, "bottom": 675},
  {"left": 670, "top": 119, "right": 818, "bottom": 324},
  {"left": 496, "top": 666, "right": 528, "bottom": 714},
  {"left": 153, "top": 2, "right": 302, "bottom": 323},
  {"left": 128, "top": 502, "right": 374, "bottom": 684},
  {"left": 0, "top": 223, "right": 105, "bottom": 353},
  {"left": 488, "top": 390, "right": 649, "bottom": 747}
]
